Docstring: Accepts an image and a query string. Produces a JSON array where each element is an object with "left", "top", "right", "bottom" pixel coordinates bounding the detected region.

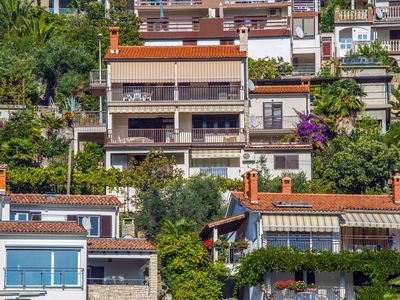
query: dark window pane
[
  {"left": 306, "top": 272, "right": 315, "bottom": 284},
  {"left": 295, "top": 270, "right": 304, "bottom": 281},
  {"left": 274, "top": 156, "right": 286, "bottom": 169},
  {"left": 286, "top": 155, "right": 299, "bottom": 169}
]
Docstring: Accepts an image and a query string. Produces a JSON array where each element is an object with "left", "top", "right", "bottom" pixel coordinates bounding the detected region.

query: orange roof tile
[
  {"left": 253, "top": 85, "right": 310, "bottom": 94},
  {"left": 245, "top": 144, "right": 312, "bottom": 150},
  {"left": 233, "top": 192, "right": 400, "bottom": 212},
  {"left": 105, "top": 45, "right": 246, "bottom": 60},
  {"left": 87, "top": 238, "right": 157, "bottom": 251},
  {"left": 11, "top": 194, "right": 121, "bottom": 207},
  {"left": 0, "top": 221, "right": 87, "bottom": 234}
]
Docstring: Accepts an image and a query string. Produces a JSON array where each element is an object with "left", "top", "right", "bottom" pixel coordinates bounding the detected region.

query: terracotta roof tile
[
  {"left": 0, "top": 221, "right": 87, "bottom": 234},
  {"left": 10, "top": 194, "right": 121, "bottom": 207},
  {"left": 233, "top": 192, "right": 400, "bottom": 212},
  {"left": 253, "top": 85, "right": 310, "bottom": 94},
  {"left": 245, "top": 144, "right": 312, "bottom": 150},
  {"left": 105, "top": 45, "right": 246, "bottom": 59},
  {"left": 87, "top": 238, "right": 157, "bottom": 251}
]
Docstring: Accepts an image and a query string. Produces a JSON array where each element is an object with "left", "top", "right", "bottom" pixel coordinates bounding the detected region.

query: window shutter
[
  {"left": 286, "top": 155, "right": 299, "bottom": 169},
  {"left": 67, "top": 215, "right": 78, "bottom": 222},
  {"left": 100, "top": 216, "right": 112, "bottom": 238},
  {"left": 274, "top": 156, "right": 286, "bottom": 169},
  {"left": 263, "top": 103, "right": 273, "bottom": 129},
  {"left": 272, "top": 102, "right": 282, "bottom": 129}
]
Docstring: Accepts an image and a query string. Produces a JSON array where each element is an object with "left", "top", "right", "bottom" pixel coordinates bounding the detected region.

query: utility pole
[{"left": 98, "top": 33, "right": 103, "bottom": 125}]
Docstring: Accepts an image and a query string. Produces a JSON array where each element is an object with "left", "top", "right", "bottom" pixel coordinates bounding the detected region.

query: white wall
[
  {"left": 249, "top": 95, "right": 308, "bottom": 117},
  {"left": 87, "top": 257, "right": 149, "bottom": 280},
  {"left": 0, "top": 234, "right": 87, "bottom": 300}
]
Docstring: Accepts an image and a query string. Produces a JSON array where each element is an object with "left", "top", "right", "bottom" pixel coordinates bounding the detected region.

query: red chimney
[
  {"left": 242, "top": 172, "right": 249, "bottom": 198},
  {"left": 0, "top": 165, "right": 7, "bottom": 195},
  {"left": 109, "top": 27, "right": 120, "bottom": 54},
  {"left": 248, "top": 170, "right": 259, "bottom": 204},
  {"left": 281, "top": 176, "right": 292, "bottom": 194},
  {"left": 392, "top": 172, "right": 400, "bottom": 204}
]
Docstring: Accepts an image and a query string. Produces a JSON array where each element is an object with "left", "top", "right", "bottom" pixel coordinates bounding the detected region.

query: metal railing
[
  {"left": 262, "top": 234, "right": 334, "bottom": 251},
  {"left": 341, "top": 235, "right": 395, "bottom": 251},
  {"left": 88, "top": 277, "right": 148, "bottom": 285},
  {"left": 108, "top": 128, "right": 245, "bottom": 144},
  {"left": 72, "top": 111, "right": 105, "bottom": 127},
  {"left": 376, "top": 6, "right": 400, "bottom": 21},
  {"left": 4, "top": 268, "right": 84, "bottom": 288},
  {"left": 338, "top": 9, "right": 368, "bottom": 21},
  {"left": 224, "top": 0, "right": 288, "bottom": 4},
  {"left": 223, "top": 16, "right": 290, "bottom": 31},
  {"left": 214, "top": 247, "right": 246, "bottom": 265},
  {"left": 249, "top": 116, "right": 299, "bottom": 130},
  {"left": 291, "top": 64, "right": 316, "bottom": 76},
  {"left": 139, "top": 18, "right": 199, "bottom": 32},
  {"left": 293, "top": 0, "right": 318, "bottom": 12},
  {"left": 271, "top": 286, "right": 350, "bottom": 300},
  {"left": 134, "top": 0, "right": 202, "bottom": 6},
  {"left": 111, "top": 85, "right": 241, "bottom": 102},
  {"left": 199, "top": 167, "right": 228, "bottom": 177},
  {"left": 90, "top": 70, "right": 106, "bottom": 86}
]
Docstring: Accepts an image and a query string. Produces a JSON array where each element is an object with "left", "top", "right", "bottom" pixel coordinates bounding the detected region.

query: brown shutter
[
  {"left": 287, "top": 155, "right": 299, "bottom": 169},
  {"left": 321, "top": 37, "right": 332, "bottom": 60},
  {"left": 67, "top": 215, "right": 78, "bottom": 222},
  {"left": 274, "top": 156, "right": 286, "bottom": 169},
  {"left": 30, "top": 213, "right": 41, "bottom": 221},
  {"left": 100, "top": 216, "right": 112, "bottom": 238}
]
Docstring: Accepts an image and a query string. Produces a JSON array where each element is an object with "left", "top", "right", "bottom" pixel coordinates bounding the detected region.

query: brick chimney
[
  {"left": 109, "top": 27, "right": 120, "bottom": 54},
  {"left": 392, "top": 171, "right": 400, "bottom": 204},
  {"left": 248, "top": 170, "right": 258, "bottom": 204},
  {"left": 0, "top": 165, "right": 7, "bottom": 195},
  {"left": 242, "top": 172, "right": 249, "bottom": 198},
  {"left": 238, "top": 25, "right": 249, "bottom": 53},
  {"left": 281, "top": 176, "right": 292, "bottom": 194}
]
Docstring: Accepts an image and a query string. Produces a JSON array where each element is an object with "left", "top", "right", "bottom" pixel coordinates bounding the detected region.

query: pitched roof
[
  {"left": 105, "top": 45, "right": 246, "bottom": 60},
  {"left": 199, "top": 213, "right": 248, "bottom": 239},
  {"left": 233, "top": 192, "right": 400, "bottom": 212},
  {"left": 0, "top": 221, "right": 87, "bottom": 234},
  {"left": 253, "top": 85, "right": 310, "bottom": 94},
  {"left": 10, "top": 194, "right": 121, "bottom": 207},
  {"left": 87, "top": 238, "right": 157, "bottom": 251}
]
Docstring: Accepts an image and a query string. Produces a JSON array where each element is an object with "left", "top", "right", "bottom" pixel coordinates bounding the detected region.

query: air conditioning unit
[{"left": 242, "top": 152, "right": 255, "bottom": 162}]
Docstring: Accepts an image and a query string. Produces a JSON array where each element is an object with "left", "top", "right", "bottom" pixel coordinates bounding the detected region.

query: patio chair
[
  {"left": 133, "top": 92, "right": 142, "bottom": 101},
  {"left": 218, "top": 92, "right": 228, "bottom": 100}
]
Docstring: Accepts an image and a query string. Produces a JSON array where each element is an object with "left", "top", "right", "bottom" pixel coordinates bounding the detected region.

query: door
[
  {"left": 263, "top": 102, "right": 282, "bottom": 129},
  {"left": 390, "top": 30, "right": 400, "bottom": 40}
]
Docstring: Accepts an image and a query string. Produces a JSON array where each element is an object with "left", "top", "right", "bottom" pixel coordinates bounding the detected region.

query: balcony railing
[
  {"left": 88, "top": 277, "right": 148, "bottom": 285},
  {"left": 213, "top": 247, "right": 246, "bottom": 265},
  {"left": 262, "top": 234, "right": 334, "bottom": 251},
  {"left": 4, "top": 268, "right": 84, "bottom": 288},
  {"left": 352, "top": 40, "right": 400, "bottom": 54},
  {"left": 341, "top": 235, "right": 395, "bottom": 251},
  {"left": 224, "top": 0, "right": 288, "bottom": 4},
  {"left": 337, "top": 8, "right": 369, "bottom": 22},
  {"left": 293, "top": 0, "right": 319, "bottom": 12},
  {"left": 292, "top": 64, "right": 316, "bottom": 76},
  {"left": 72, "top": 111, "right": 106, "bottom": 127},
  {"left": 223, "top": 17, "right": 290, "bottom": 31},
  {"left": 376, "top": 6, "right": 400, "bottom": 21},
  {"left": 139, "top": 18, "right": 200, "bottom": 32},
  {"left": 90, "top": 70, "right": 106, "bottom": 87},
  {"left": 135, "top": 0, "right": 202, "bottom": 6},
  {"left": 108, "top": 128, "right": 245, "bottom": 144},
  {"left": 271, "top": 286, "right": 349, "bottom": 300},
  {"left": 249, "top": 116, "right": 299, "bottom": 130},
  {"left": 111, "top": 85, "right": 241, "bottom": 102},
  {"left": 199, "top": 167, "right": 228, "bottom": 177}
]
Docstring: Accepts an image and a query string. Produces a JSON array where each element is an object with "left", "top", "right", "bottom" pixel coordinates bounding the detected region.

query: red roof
[
  {"left": 105, "top": 45, "right": 246, "bottom": 60},
  {"left": 0, "top": 221, "right": 87, "bottom": 234},
  {"left": 233, "top": 192, "right": 400, "bottom": 212},
  {"left": 253, "top": 85, "right": 310, "bottom": 94},
  {"left": 10, "top": 194, "right": 121, "bottom": 207},
  {"left": 87, "top": 238, "right": 157, "bottom": 251}
]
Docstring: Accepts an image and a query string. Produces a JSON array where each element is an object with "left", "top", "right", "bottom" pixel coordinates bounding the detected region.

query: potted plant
[
  {"left": 202, "top": 239, "right": 214, "bottom": 248},
  {"left": 307, "top": 283, "right": 317, "bottom": 292},
  {"left": 274, "top": 281, "right": 288, "bottom": 290},
  {"left": 235, "top": 239, "right": 249, "bottom": 249},
  {"left": 296, "top": 281, "right": 307, "bottom": 292},
  {"left": 287, "top": 280, "right": 297, "bottom": 291},
  {"left": 260, "top": 283, "right": 267, "bottom": 293}
]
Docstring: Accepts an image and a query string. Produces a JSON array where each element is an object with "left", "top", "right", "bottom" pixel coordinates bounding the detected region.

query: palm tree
[
  {"left": 22, "top": 14, "right": 55, "bottom": 45},
  {"left": 0, "top": 0, "right": 33, "bottom": 35},
  {"left": 316, "top": 79, "right": 365, "bottom": 135},
  {"left": 157, "top": 218, "right": 194, "bottom": 245},
  {"left": 40, "top": 115, "right": 64, "bottom": 139}
]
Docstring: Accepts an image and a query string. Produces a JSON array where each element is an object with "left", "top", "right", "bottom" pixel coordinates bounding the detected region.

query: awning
[
  {"left": 191, "top": 149, "right": 241, "bottom": 159},
  {"left": 341, "top": 213, "right": 400, "bottom": 229},
  {"left": 262, "top": 215, "right": 340, "bottom": 232}
]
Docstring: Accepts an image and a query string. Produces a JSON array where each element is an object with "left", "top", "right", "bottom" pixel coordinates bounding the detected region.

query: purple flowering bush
[{"left": 289, "top": 113, "right": 334, "bottom": 148}]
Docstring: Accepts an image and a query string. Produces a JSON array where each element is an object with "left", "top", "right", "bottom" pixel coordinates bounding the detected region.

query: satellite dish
[
  {"left": 81, "top": 217, "right": 92, "bottom": 231},
  {"left": 295, "top": 26, "right": 304, "bottom": 39},
  {"left": 248, "top": 80, "right": 255, "bottom": 92},
  {"left": 375, "top": 8, "right": 383, "bottom": 19}
]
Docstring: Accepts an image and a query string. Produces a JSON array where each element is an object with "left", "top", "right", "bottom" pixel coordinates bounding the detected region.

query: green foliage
[
  {"left": 215, "top": 177, "right": 243, "bottom": 191},
  {"left": 355, "top": 40, "right": 393, "bottom": 67},
  {"left": 136, "top": 175, "right": 224, "bottom": 242},
  {"left": 74, "top": 142, "right": 104, "bottom": 171},
  {"left": 258, "top": 172, "right": 309, "bottom": 193},
  {"left": 320, "top": 0, "right": 349, "bottom": 33},
  {"left": 248, "top": 57, "right": 293, "bottom": 79},
  {"left": 385, "top": 122, "right": 400, "bottom": 146},
  {"left": 235, "top": 247, "right": 400, "bottom": 292},
  {"left": 157, "top": 221, "right": 227, "bottom": 299}
]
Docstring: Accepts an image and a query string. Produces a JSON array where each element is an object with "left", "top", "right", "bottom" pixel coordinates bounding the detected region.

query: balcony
[
  {"left": 199, "top": 167, "right": 229, "bottom": 177},
  {"left": 335, "top": 8, "right": 372, "bottom": 23},
  {"left": 271, "top": 286, "right": 350, "bottom": 300},
  {"left": 292, "top": 63, "right": 316, "bottom": 76},
  {"left": 262, "top": 234, "right": 335, "bottom": 252},
  {"left": 4, "top": 268, "right": 84, "bottom": 288},
  {"left": 89, "top": 70, "right": 106, "bottom": 89},
  {"left": 353, "top": 40, "right": 400, "bottom": 55},
  {"left": 107, "top": 128, "right": 245, "bottom": 145},
  {"left": 88, "top": 277, "right": 147, "bottom": 285},
  {"left": 134, "top": 0, "right": 202, "bottom": 7},
  {"left": 375, "top": 6, "right": 400, "bottom": 22},
  {"left": 213, "top": 247, "right": 246, "bottom": 265},
  {"left": 293, "top": 0, "right": 319, "bottom": 12},
  {"left": 341, "top": 235, "right": 395, "bottom": 251},
  {"left": 72, "top": 111, "right": 106, "bottom": 127},
  {"left": 139, "top": 17, "right": 291, "bottom": 39},
  {"left": 224, "top": 0, "right": 289, "bottom": 5},
  {"left": 249, "top": 116, "right": 299, "bottom": 131},
  {"left": 111, "top": 85, "right": 241, "bottom": 102}
]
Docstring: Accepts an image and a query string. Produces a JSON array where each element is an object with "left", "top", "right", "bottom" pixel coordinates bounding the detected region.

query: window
[
  {"left": 357, "top": 33, "right": 368, "bottom": 41},
  {"left": 263, "top": 102, "right": 282, "bottom": 129},
  {"left": 339, "top": 37, "right": 352, "bottom": 50},
  {"left": 10, "top": 212, "right": 28, "bottom": 221},
  {"left": 274, "top": 155, "right": 299, "bottom": 170},
  {"left": 6, "top": 249, "right": 80, "bottom": 287},
  {"left": 192, "top": 115, "right": 239, "bottom": 129},
  {"left": 293, "top": 18, "right": 315, "bottom": 38},
  {"left": 220, "top": 39, "right": 234, "bottom": 45},
  {"left": 79, "top": 216, "right": 100, "bottom": 237},
  {"left": 183, "top": 40, "right": 197, "bottom": 45}
]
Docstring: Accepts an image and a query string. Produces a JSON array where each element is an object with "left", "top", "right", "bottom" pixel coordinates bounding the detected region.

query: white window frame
[
  {"left": 79, "top": 215, "right": 100, "bottom": 237},
  {"left": 10, "top": 212, "right": 29, "bottom": 221}
]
